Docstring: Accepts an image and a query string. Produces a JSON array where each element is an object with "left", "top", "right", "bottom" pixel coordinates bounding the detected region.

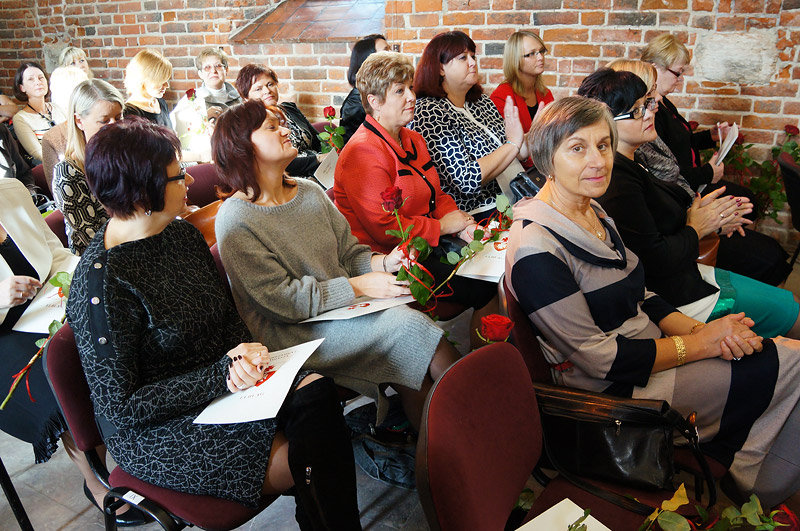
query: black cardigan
[
  {"left": 598, "top": 153, "right": 718, "bottom": 307},
  {"left": 654, "top": 96, "right": 716, "bottom": 191},
  {"left": 0, "top": 124, "right": 33, "bottom": 188},
  {"left": 280, "top": 102, "right": 321, "bottom": 177},
  {"left": 340, "top": 87, "right": 366, "bottom": 146}
]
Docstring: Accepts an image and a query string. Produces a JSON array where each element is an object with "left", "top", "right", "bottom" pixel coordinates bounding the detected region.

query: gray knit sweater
[{"left": 215, "top": 179, "right": 442, "bottom": 421}]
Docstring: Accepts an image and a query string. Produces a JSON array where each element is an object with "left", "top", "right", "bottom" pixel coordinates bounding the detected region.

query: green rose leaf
[
  {"left": 321, "top": 144, "right": 332, "bottom": 154},
  {"left": 385, "top": 229, "right": 404, "bottom": 239},
  {"left": 473, "top": 229, "right": 484, "bottom": 240},
  {"left": 446, "top": 251, "right": 460, "bottom": 265},
  {"left": 48, "top": 320, "right": 62, "bottom": 337},
  {"left": 411, "top": 236, "right": 431, "bottom": 261},
  {"left": 468, "top": 239, "right": 484, "bottom": 252},
  {"left": 496, "top": 194, "right": 510, "bottom": 213},
  {"left": 656, "top": 511, "right": 692, "bottom": 531},
  {"left": 396, "top": 266, "right": 409, "bottom": 281},
  {"left": 721, "top": 507, "right": 742, "bottom": 521},
  {"left": 334, "top": 126, "right": 346, "bottom": 135},
  {"left": 333, "top": 136, "right": 345, "bottom": 150},
  {"left": 319, "top": 132, "right": 331, "bottom": 141},
  {"left": 35, "top": 338, "right": 48, "bottom": 348}
]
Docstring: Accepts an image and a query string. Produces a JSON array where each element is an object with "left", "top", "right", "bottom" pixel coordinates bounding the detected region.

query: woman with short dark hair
[
  {"left": 340, "top": 34, "right": 389, "bottom": 145},
  {"left": 12, "top": 61, "right": 66, "bottom": 164},
  {"left": 235, "top": 64, "right": 322, "bottom": 178},
  {"left": 67, "top": 117, "right": 362, "bottom": 528},
  {"left": 411, "top": 31, "right": 528, "bottom": 220}
]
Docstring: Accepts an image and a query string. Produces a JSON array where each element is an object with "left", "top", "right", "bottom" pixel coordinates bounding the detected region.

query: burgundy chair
[
  {"left": 416, "top": 342, "right": 658, "bottom": 530},
  {"left": 31, "top": 164, "right": 51, "bottom": 200},
  {"left": 44, "top": 209, "right": 69, "bottom": 248},
  {"left": 498, "top": 275, "right": 727, "bottom": 505},
  {"left": 44, "top": 324, "right": 278, "bottom": 531},
  {"left": 183, "top": 199, "right": 223, "bottom": 247},
  {"left": 185, "top": 163, "right": 221, "bottom": 208}
]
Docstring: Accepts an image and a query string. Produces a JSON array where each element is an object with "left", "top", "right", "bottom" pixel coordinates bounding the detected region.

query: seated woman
[
  {"left": 411, "top": 31, "right": 528, "bottom": 221},
  {"left": 340, "top": 34, "right": 389, "bottom": 145},
  {"left": 49, "top": 66, "right": 89, "bottom": 121},
  {"left": 58, "top": 46, "right": 94, "bottom": 79},
  {"left": 607, "top": 59, "right": 791, "bottom": 286},
  {"left": 235, "top": 64, "right": 323, "bottom": 179},
  {"left": 334, "top": 51, "right": 498, "bottom": 348},
  {"left": 66, "top": 117, "right": 362, "bottom": 528},
  {"left": 213, "top": 100, "right": 460, "bottom": 430},
  {"left": 641, "top": 34, "right": 755, "bottom": 206},
  {"left": 0, "top": 178, "right": 147, "bottom": 526},
  {"left": 508, "top": 95, "right": 800, "bottom": 510},
  {"left": 123, "top": 49, "right": 173, "bottom": 128},
  {"left": 577, "top": 68, "right": 800, "bottom": 340},
  {"left": 490, "top": 30, "right": 554, "bottom": 135},
  {"left": 0, "top": 121, "right": 32, "bottom": 187},
  {"left": 12, "top": 62, "right": 66, "bottom": 164},
  {"left": 52, "top": 79, "right": 123, "bottom": 254},
  {"left": 0, "top": 93, "right": 18, "bottom": 124}
]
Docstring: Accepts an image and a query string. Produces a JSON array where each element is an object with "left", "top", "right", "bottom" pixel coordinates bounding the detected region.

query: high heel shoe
[{"left": 83, "top": 481, "right": 150, "bottom": 527}]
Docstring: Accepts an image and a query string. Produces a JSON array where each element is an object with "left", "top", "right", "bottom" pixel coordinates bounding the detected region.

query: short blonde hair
[
  {"left": 65, "top": 79, "right": 125, "bottom": 171},
  {"left": 124, "top": 49, "right": 173, "bottom": 98},
  {"left": 195, "top": 48, "right": 229, "bottom": 71},
  {"left": 606, "top": 59, "right": 657, "bottom": 92},
  {"left": 58, "top": 46, "right": 92, "bottom": 78},
  {"left": 49, "top": 66, "right": 89, "bottom": 119},
  {"left": 503, "top": 30, "right": 548, "bottom": 98},
  {"left": 527, "top": 96, "right": 617, "bottom": 178},
  {"left": 356, "top": 51, "right": 415, "bottom": 115},
  {"left": 641, "top": 34, "right": 690, "bottom": 69}
]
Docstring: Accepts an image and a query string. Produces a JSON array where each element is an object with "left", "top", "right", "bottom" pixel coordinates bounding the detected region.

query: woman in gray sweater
[{"left": 213, "top": 100, "right": 460, "bottom": 428}]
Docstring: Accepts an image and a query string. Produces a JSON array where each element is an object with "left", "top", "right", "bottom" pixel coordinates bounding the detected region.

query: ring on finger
[
  {"left": 236, "top": 383, "right": 247, "bottom": 389},
  {"left": 732, "top": 356, "right": 742, "bottom": 361}
]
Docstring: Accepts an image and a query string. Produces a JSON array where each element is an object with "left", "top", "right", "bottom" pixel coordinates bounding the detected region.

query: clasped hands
[
  {"left": 226, "top": 342, "right": 271, "bottom": 393},
  {"left": 688, "top": 186, "right": 752, "bottom": 238},
  {"left": 694, "top": 312, "right": 763, "bottom": 361}
]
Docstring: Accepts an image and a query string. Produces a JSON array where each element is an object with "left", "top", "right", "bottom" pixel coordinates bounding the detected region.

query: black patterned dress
[{"left": 66, "top": 220, "right": 277, "bottom": 506}]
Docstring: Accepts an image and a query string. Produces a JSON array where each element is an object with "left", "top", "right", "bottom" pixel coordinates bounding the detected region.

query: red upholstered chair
[
  {"left": 185, "top": 163, "right": 221, "bottom": 208},
  {"left": 417, "top": 342, "right": 660, "bottom": 531},
  {"left": 183, "top": 199, "right": 222, "bottom": 247},
  {"left": 44, "top": 323, "right": 278, "bottom": 531},
  {"left": 44, "top": 209, "right": 69, "bottom": 248},
  {"left": 31, "top": 164, "right": 52, "bottom": 200}
]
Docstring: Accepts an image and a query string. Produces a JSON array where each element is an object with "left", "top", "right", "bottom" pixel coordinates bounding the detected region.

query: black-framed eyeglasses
[
  {"left": 613, "top": 98, "right": 657, "bottom": 121},
  {"left": 523, "top": 48, "right": 547, "bottom": 59},
  {"left": 166, "top": 168, "right": 186, "bottom": 183},
  {"left": 666, "top": 67, "right": 684, "bottom": 78}
]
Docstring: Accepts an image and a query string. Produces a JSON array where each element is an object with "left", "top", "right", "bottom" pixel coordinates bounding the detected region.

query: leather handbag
[{"left": 533, "top": 383, "right": 716, "bottom": 515}]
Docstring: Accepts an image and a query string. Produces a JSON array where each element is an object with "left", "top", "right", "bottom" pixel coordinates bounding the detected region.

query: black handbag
[
  {"left": 509, "top": 168, "right": 547, "bottom": 202},
  {"left": 533, "top": 383, "right": 716, "bottom": 515}
]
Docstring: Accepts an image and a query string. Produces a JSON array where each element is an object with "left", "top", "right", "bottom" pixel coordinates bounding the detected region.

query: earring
[
  {"left": 145, "top": 210, "right": 152, "bottom": 216},
  {"left": 547, "top": 174, "right": 554, "bottom": 181}
]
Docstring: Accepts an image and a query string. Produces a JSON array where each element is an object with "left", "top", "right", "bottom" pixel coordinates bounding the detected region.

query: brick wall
[{"left": 1, "top": 0, "right": 799, "bottom": 240}]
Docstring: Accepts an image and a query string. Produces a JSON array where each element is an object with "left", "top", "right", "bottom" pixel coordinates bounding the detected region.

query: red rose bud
[
  {"left": 734, "top": 133, "right": 745, "bottom": 145},
  {"left": 186, "top": 88, "right": 196, "bottom": 100},
  {"left": 785, "top": 124, "right": 800, "bottom": 136},
  {"left": 480, "top": 314, "right": 514, "bottom": 342},
  {"left": 323, "top": 106, "right": 336, "bottom": 119},
  {"left": 380, "top": 186, "right": 403, "bottom": 212},
  {"left": 688, "top": 120, "right": 699, "bottom": 131}
]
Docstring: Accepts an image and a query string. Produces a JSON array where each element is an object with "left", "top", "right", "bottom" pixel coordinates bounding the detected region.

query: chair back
[
  {"left": 416, "top": 342, "right": 542, "bottom": 531},
  {"left": 696, "top": 232, "right": 719, "bottom": 267},
  {"left": 31, "top": 164, "right": 51, "bottom": 200},
  {"left": 499, "top": 276, "right": 552, "bottom": 383},
  {"left": 183, "top": 199, "right": 223, "bottom": 247},
  {"left": 45, "top": 209, "right": 69, "bottom": 248},
  {"left": 185, "top": 163, "right": 221, "bottom": 207},
  {"left": 44, "top": 323, "right": 104, "bottom": 452},
  {"left": 779, "top": 152, "right": 800, "bottom": 232}
]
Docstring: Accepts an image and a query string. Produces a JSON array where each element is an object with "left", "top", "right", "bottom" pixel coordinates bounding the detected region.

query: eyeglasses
[
  {"left": 523, "top": 48, "right": 547, "bottom": 59},
  {"left": 613, "top": 98, "right": 657, "bottom": 121},
  {"left": 201, "top": 63, "right": 225, "bottom": 72},
  {"left": 166, "top": 168, "right": 186, "bottom": 183},
  {"left": 666, "top": 67, "right": 684, "bottom": 78}
]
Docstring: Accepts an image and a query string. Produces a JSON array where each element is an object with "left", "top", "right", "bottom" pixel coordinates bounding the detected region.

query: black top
[
  {"left": 280, "top": 102, "right": 322, "bottom": 177},
  {"left": 124, "top": 98, "right": 172, "bottom": 129},
  {"left": 0, "top": 124, "right": 33, "bottom": 188},
  {"left": 598, "top": 153, "right": 718, "bottom": 306},
  {"left": 340, "top": 87, "right": 366, "bottom": 146},
  {"left": 654, "top": 96, "right": 715, "bottom": 190},
  {"left": 0, "top": 235, "right": 38, "bottom": 332}
]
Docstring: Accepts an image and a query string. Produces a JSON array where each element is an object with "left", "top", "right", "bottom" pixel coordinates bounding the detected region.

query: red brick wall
[{"left": 2, "top": 0, "right": 799, "bottom": 238}]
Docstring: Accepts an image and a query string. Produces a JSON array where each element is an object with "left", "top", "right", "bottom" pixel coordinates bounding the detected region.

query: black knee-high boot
[{"left": 279, "top": 376, "right": 362, "bottom": 531}]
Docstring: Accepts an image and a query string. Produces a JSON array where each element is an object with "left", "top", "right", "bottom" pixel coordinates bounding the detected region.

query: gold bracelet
[
  {"left": 672, "top": 336, "right": 687, "bottom": 366},
  {"left": 689, "top": 322, "right": 704, "bottom": 335}
]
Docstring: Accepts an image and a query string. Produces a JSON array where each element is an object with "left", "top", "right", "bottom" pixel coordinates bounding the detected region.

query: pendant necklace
[{"left": 27, "top": 103, "right": 55, "bottom": 127}]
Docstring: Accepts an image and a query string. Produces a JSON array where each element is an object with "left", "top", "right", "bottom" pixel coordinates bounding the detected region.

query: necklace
[
  {"left": 26, "top": 103, "right": 55, "bottom": 127},
  {"left": 545, "top": 198, "right": 606, "bottom": 240}
]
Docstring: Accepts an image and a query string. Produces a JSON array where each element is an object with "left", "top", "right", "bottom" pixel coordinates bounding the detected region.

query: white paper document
[
  {"left": 301, "top": 295, "right": 413, "bottom": 323},
  {"left": 314, "top": 149, "right": 339, "bottom": 190},
  {"left": 194, "top": 338, "right": 324, "bottom": 424},
  {"left": 715, "top": 122, "right": 739, "bottom": 165},
  {"left": 13, "top": 257, "right": 79, "bottom": 334},
  {"left": 456, "top": 231, "right": 508, "bottom": 283},
  {"left": 517, "top": 498, "right": 611, "bottom": 530}
]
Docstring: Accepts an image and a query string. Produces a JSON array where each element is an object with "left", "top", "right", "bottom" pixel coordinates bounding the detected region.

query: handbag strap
[{"left": 539, "top": 405, "right": 716, "bottom": 515}]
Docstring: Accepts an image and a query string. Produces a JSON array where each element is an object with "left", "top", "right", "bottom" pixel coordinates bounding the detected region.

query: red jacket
[
  {"left": 334, "top": 115, "right": 459, "bottom": 254},
  {"left": 489, "top": 81, "right": 554, "bottom": 133}
]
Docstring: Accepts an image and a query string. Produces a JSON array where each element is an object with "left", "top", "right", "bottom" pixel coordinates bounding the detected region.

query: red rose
[
  {"left": 734, "top": 133, "right": 745, "bottom": 145},
  {"left": 323, "top": 106, "right": 336, "bottom": 119},
  {"left": 479, "top": 314, "right": 514, "bottom": 342},
  {"left": 381, "top": 186, "right": 403, "bottom": 212},
  {"left": 688, "top": 120, "right": 699, "bottom": 131},
  {"left": 785, "top": 124, "right": 799, "bottom": 136},
  {"left": 186, "top": 88, "right": 196, "bottom": 100}
]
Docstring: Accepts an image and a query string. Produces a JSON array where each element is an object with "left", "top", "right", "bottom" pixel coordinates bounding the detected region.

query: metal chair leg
[{"left": 0, "top": 456, "right": 33, "bottom": 531}]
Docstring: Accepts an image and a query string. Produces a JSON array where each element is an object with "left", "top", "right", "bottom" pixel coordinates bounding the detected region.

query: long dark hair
[
  {"left": 347, "top": 34, "right": 387, "bottom": 87},
  {"left": 414, "top": 31, "right": 482, "bottom": 102}
]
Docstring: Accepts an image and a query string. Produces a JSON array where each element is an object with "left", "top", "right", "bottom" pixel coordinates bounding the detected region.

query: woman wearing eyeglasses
[
  {"left": 490, "top": 31, "right": 554, "bottom": 136},
  {"left": 578, "top": 68, "right": 800, "bottom": 341}
]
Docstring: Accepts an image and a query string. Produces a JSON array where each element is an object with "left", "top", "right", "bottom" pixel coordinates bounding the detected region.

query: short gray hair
[
  {"left": 526, "top": 96, "right": 617, "bottom": 177},
  {"left": 356, "top": 51, "right": 414, "bottom": 115}
]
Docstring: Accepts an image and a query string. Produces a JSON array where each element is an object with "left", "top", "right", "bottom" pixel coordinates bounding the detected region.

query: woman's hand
[
  {"left": 0, "top": 275, "right": 42, "bottom": 310},
  {"left": 708, "top": 152, "right": 724, "bottom": 183},
  {"left": 687, "top": 193, "right": 724, "bottom": 239},
  {"left": 382, "top": 245, "right": 415, "bottom": 273},
  {"left": 226, "top": 342, "right": 270, "bottom": 393},
  {"left": 503, "top": 96, "right": 529, "bottom": 160},
  {"left": 439, "top": 210, "right": 473, "bottom": 236},
  {"left": 710, "top": 122, "right": 731, "bottom": 143},
  {"left": 689, "top": 313, "right": 762, "bottom": 360},
  {"left": 349, "top": 272, "right": 410, "bottom": 299},
  {"left": 457, "top": 223, "right": 480, "bottom": 243}
]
